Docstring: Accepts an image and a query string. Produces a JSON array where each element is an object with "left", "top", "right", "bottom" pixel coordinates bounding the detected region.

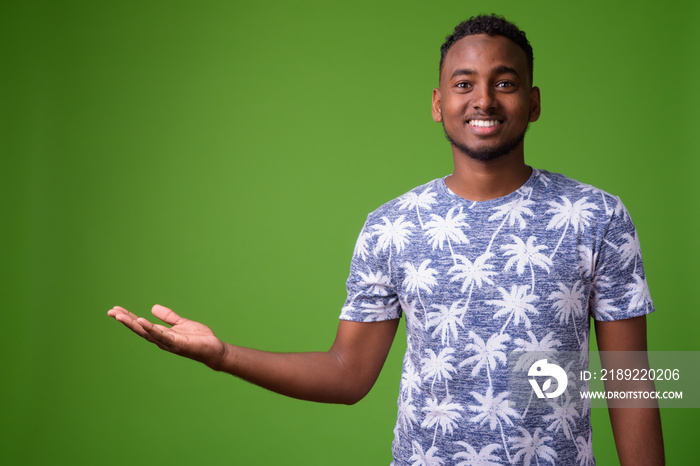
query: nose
[{"left": 472, "top": 85, "right": 496, "bottom": 111}]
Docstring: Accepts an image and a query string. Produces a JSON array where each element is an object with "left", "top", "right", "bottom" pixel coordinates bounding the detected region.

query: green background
[{"left": 2, "top": 0, "right": 698, "bottom": 464}]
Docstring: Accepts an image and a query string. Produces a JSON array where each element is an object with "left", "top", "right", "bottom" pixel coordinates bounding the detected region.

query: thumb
[{"left": 151, "top": 304, "right": 185, "bottom": 326}]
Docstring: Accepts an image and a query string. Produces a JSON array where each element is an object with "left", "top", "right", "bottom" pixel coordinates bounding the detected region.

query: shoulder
[
  {"left": 532, "top": 169, "right": 624, "bottom": 215},
  {"left": 534, "top": 169, "right": 616, "bottom": 198},
  {"left": 365, "top": 178, "right": 445, "bottom": 221}
]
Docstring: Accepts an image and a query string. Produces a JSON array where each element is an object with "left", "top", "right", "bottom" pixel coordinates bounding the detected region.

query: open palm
[{"left": 108, "top": 304, "right": 226, "bottom": 369}]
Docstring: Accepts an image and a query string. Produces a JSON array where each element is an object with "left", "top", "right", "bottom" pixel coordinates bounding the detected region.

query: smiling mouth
[{"left": 468, "top": 119, "right": 503, "bottom": 128}]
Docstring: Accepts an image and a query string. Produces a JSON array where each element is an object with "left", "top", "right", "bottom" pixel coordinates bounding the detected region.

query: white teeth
[{"left": 469, "top": 120, "right": 501, "bottom": 127}]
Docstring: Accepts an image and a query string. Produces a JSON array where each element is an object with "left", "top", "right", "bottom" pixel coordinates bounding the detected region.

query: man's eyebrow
[
  {"left": 449, "top": 66, "right": 521, "bottom": 79},
  {"left": 494, "top": 65, "right": 520, "bottom": 77},
  {"left": 450, "top": 68, "right": 475, "bottom": 79}
]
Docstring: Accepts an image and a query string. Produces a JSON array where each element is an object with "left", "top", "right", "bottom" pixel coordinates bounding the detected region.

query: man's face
[{"left": 432, "top": 34, "right": 540, "bottom": 162}]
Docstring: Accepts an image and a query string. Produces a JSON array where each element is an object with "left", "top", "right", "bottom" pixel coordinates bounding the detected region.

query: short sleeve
[
  {"left": 589, "top": 197, "right": 655, "bottom": 321},
  {"left": 339, "top": 217, "right": 402, "bottom": 322}
]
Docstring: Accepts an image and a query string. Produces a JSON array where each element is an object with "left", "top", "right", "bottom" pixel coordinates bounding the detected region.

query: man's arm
[
  {"left": 594, "top": 315, "right": 664, "bottom": 465},
  {"left": 107, "top": 305, "right": 399, "bottom": 405}
]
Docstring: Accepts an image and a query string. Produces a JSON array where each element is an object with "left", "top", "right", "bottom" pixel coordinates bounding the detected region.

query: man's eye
[
  {"left": 497, "top": 81, "right": 514, "bottom": 88},
  {"left": 456, "top": 82, "right": 471, "bottom": 89}
]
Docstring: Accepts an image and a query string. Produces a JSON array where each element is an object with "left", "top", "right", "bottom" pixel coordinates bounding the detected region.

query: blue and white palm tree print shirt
[{"left": 340, "top": 169, "right": 654, "bottom": 466}]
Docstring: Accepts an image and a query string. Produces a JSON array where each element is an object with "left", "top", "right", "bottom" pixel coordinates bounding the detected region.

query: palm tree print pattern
[{"left": 341, "top": 169, "right": 654, "bottom": 465}]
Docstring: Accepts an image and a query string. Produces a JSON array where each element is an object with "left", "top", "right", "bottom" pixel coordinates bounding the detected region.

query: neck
[{"left": 445, "top": 148, "right": 531, "bottom": 201}]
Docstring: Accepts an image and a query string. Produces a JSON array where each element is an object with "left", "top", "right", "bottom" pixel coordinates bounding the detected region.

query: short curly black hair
[{"left": 439, "top": 14, "right": 533, "bottom": 83}]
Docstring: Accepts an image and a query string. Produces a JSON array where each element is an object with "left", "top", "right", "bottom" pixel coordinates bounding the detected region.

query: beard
[{"left": 442, "top": 122, "right": 529, "bottom": 162}]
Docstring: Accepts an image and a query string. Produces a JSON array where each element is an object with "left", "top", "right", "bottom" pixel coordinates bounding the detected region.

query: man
[{"left": 108, "top": 14, "right": 663, "bottom": 465}]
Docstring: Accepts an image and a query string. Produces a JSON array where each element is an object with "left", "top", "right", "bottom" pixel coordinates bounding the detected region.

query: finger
[
  {"left": 107, "top": 306, "right": 140, "bottom": 321},
  {"left": 112, "top": 312, "right": 152, "bottom": 340},
  {"left": 151, "top": 304, "right": 186, "bottom": 326},
  {"left": 138, "top": 317, "right": 175, "bottom": 348}
]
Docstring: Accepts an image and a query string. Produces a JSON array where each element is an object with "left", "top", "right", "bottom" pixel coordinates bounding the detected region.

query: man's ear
[
  {"left": 432, "top": 88, "right": 442, "bottom": 122},
  {"left": 529, "top": 86, "right": 541, "bottom": 122}
]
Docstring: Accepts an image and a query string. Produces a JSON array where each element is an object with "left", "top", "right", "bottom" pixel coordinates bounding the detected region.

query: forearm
[
  {"left": 213, "top": 343, "right": 369, "bottom": 404},
  {"left": 603, "top": 365, "right": 664, "bottom": 464},
  {"left": 108, "top": 306, "right": 398, "bottom": 405},
  {"left": 608, "top": 407, "right": 664, "bottom": 465},
  {"left": 594, "top": 317, "right": 664, "bottom": 465}
]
